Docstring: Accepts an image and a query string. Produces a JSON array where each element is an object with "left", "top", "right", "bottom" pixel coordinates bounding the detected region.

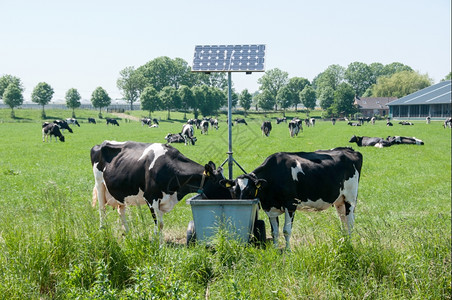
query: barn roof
[
  {"left": 387, "top": 80, "right": 451, "bottom": 106},
  {"left": 354, "top": 97, "right": 396, "bottom": 109}
]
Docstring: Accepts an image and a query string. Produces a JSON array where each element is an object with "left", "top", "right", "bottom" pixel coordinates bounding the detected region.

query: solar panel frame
[{"left": 192, "top": 44, "right": 266, "bottom": 72}]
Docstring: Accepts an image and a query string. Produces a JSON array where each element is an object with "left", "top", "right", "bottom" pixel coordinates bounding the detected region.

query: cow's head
[
  {"left": 349, "top": 135, "right": 358, "bottom": 143},
  {"left": 220, "top": 173, "right": 267, "bottom": 199},
  {"left": 200, "top": 161, "right": 232, "bottom": 199},
  {"left": 59, "top": 135, "right": 65, "bottom": 142}
]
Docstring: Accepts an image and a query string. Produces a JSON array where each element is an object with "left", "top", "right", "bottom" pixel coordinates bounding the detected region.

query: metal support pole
[{"left": 227, "top": 72, "right": 233, "bottom": 180}]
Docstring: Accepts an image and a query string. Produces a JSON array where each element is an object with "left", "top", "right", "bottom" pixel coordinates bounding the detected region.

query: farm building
[
  {"left": 387, "top": 80, "right": 451, "bottom": 120},
  {"left": 354, "top": 97, "right": 396, "bottom": 117}
]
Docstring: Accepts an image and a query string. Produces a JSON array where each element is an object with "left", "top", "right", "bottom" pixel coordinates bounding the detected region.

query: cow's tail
[{"left": 92, "top": 186, "right": 98, "bottom": 207}]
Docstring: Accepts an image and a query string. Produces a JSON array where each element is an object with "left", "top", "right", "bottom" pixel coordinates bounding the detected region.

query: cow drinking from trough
[
  {"left": 91, "top": 140, "right": 231, "bottom": 233},
  {"left": 221, "top": 147, "right": 363, "bottom": 250}
]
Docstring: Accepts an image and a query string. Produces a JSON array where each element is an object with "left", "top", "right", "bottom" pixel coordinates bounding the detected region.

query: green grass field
[{"left": 0, "top": 108, "right": 450, "bottom": 299}]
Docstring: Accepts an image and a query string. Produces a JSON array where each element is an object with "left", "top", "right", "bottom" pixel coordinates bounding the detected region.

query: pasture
[{"left": 0, "top": 109, "right": 450, "bottom": 299}]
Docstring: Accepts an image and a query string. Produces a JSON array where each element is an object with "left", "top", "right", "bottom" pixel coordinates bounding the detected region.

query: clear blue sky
[{"left": 1, "top": 0, "right": 450, "bottom": 103}]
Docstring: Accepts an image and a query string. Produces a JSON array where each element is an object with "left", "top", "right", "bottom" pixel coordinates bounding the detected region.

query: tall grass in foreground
[{"left": 0, "top": 109, "right": 450, "bottom": 299}]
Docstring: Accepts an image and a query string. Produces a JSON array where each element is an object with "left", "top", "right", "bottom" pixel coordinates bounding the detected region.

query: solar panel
[{"left": 192, "top": 44, "right": 266, "bottom": 72}]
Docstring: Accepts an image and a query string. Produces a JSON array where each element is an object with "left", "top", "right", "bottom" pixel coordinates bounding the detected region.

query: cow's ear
[
  {"left": 220, "top": 179, "right": 235, "bottom": 188},
  {"left": 255, "top": 179, "right": 268, "bottom": 190},
  {"left": 204, "top": 162, "right": 215, "bottom": 177}
]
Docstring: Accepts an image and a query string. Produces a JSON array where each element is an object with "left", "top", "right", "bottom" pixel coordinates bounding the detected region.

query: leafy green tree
[
  {"left": 372, "top": 71, "right": 432, "bottom": 98},
  {"left": 276, "top": 85, "right": 292, "bottom": 116},
  {"left": 191, "top": 85, "right": 204, "bottom": 119},
  {"left": 117, "top": 66, "right": 146, "bottom": 110},
  {"left": 31, "top": 82, "right": 54, "bottom": 119},
  {"left": 91, "top": 87, "right": 111, "bottom": 118},
  {"left": 140, "top": 86, "right": 161, "bottom": 118},
  {"left": 345, "top": 62, "right": 374, "bottom": 97},
  {"left": 3, "top": 83, "right": 23, "bottom": 118},
  {"left": 159, "top": 86, "right": 180, "bottom": 119},
  {"left": 317, "top": 86, "right": 335, "bottom": 111},
  {"left": 239, "top": 89, "right": 252, "bottom": 115},
  {"left": 196, "top": 72, "right": 228, "bottom": 89},
  {"left": 65, "top": 88, "right": 81, "bottom": 118},
  {"left": 178, "top": 85, "right": 195, "bottom": 119},
  {"left": 0, "top": 75, "right": 23, "bottom": 99},
  {"left": 332, "top": 82, "right": 356, "bottom": 118},
  {"left": 380, "top": 62, "right": 413, "bottom": 77},
  {"left": 198, "top": 85, "right": 225, "bottom": 117},
  {"left": 286, "top": 77, "right": 310, "bottom": 110},
  {"left": 257, "top": 68, "right": 288, "bottom": 110},
  {"left": 256, "top": 89, "right": 275, "bottom": 112},
  {"left": 299, "top": 85, "right": 316, "bottom": 111},
  {"left": 442, "top": 72, "right": 451, "bottom": 81},
  {"left": 312, "top": 64, "right": 345, "bottom": 91}
]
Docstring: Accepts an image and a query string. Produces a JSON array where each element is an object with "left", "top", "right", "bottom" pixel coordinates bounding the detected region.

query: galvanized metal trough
[{"left": 186, "top": 194, "right": 265, "bottom": 245}]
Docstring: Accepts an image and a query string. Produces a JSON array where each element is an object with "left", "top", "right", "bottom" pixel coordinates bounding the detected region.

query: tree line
[{"left": 1, "top": 57, "right": 450, "bottom": 119}]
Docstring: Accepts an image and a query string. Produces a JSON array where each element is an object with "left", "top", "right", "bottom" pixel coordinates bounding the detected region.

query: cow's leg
[
  {"left": 334, "top": 199, "right": 354, "bottom": 235},
  {"left": 266, "top": 210, "right": 282, "bottom": 248},
  {"left": 117, "top": 204, "right": 129, "bottom": 232},
  {"left": 282, "top": 209, "right": 295, "bottom": 250},
  {"left": 93, "top": 165, "right": 107, "bottom": 229}
]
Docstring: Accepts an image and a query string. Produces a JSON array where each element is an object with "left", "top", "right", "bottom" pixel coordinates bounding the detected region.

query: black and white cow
[
  {"left": 88, "top": 118, "right": 96, "bottom": 124},
  {"left": 348, "top": 122, "right": 361, "bottom": 126},
  {"left": 426, "top": 116, "right": 431, "bottom": 124},
  {"left": 42, "top": 123, "right": 65, "bottom": 142},
  {"left": 370, "top": 117, "right": 376, "bottom": 125},
  {"left": 66, "top": 118, "right": 80, "bottom": 127},
  {"left": 234, "top": 118, "right": 248, "bottom": 125},
  {"left": 443, "top": 117, "right": 451, "bottom": 128},
  {"left": 222, "top": 147, "right": 363, "bottom": 250},
  {"left": 261, "top": 121, "right": 272, "bottom": 137},
  {"left": 106, "top": 118, "right": 120, "bottom": 126},
  {"left": 399, "top": 121, "right": 414, "bottom": 125},
  {"left": 141, "top": 118, "right": 152, "bottom": 126},
  {"left": 386, "top": 136, "right": 424, "bottom": 145},
  {"left": 164, "top": 133, "right": 187, "bottom": 144},
  {"left": 386, "top": 121, "right": 393, "bottom": 126},
  {"left": 91, "top": 140, "right": 231, "bottom": 233},
  {"left": 310, "top": 118, "right": 316, "bottom": 127},
  {"left": 288, "top": 118, "right": 303, "bottom": 137},
  {"left": 349, "top": 135, "right": 391, "bottom": 148},
  {"left": 153, "top": 118, "right": 159, "bottom": 125},
  {"left": 331, "top": 118, "right": 337, "bottom": 125},
  {"left": 200, "top": 120, "right": 209, "bottom": 135},
  {"left": 276, "top": 117, "right": 287, "bottom": 124},
  {"left": 54, "top": 120, "right": 73, "bottom": 133},
  {"left": 181, "top": 124, "right": 196, "bottom": 145}
]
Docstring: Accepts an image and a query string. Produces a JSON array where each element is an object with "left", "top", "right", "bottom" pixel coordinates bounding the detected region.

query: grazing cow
[
  {"left": 370, "top": 117, "right": 376, "bottom": 125},
  {"left": 141, "top": 118, "right": 152, "bottom": 126},
  {"left": 66, "top": 118, "right": 80, "bottom": 127},
  {"left": 331, "top": 118, "right": 336, "bottom": 125},
  {"left": 234, "top": 118, "right": 248, "bottom": 125},
  {"left": 386, "top": 136, "right": 424, "bottom": 145},
  {"left": 164, "top": 133, "right": 186, "bottom": 144},
  {"left": 304, "top": 118, "right": 311, "bottom": 127},
  {"left": 200, "top": 120, "right": 209, "bottom": 135},
  {"left": 399, "top": 121, "right": 414, "bottom": 125},
  {"left": 152, "top": 118, "right": 159, "bottom": 125},
  {"left": 88, "top": 118, "right": 96, "bottom": 124},
  {"left": 348, "top": 122, "right": 361, "bottom": 126},
  {"left": 288, "top": 119, "right": 303, "bottom": 137},
  {"left": 261, "top": 121, "right": 272, "bottom": 137},
  {"left": 222, "top": 147, "right": 363, "bottom": 250},
  {"left": 181, "top": 124, "right": 196, "bottom": 145},
  {"left": 349, "top": 135, "right": 391, "bottom": 148},
  {"left": 310, "top": 118, "right": 316, "bottom": 127},
  {"left": 276, "top": 117, "right": 287, "bottom": 124},
  {"left": 42, "top": 123, "right": 65, "bottom": 142},
  {"left": 54, "top": 120, "right": 73, "bottom": 133},
  {"left": 443, "top": 117, "right": 451, "bottom": 128},
  {"left": 106, "top": 118, "right": 120, "bottom": 126},
  {"left": 426, "top": 116, "right": 431, "bottom": 124},
  {"left": 211, "top": 119, "right": 219, "bottom": 130},
  {"left": 91, "top": 141, "right": 231, "bottom": 233}
]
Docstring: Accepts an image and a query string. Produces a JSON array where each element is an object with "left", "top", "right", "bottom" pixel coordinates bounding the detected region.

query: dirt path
[{"left": 111, "top": 113, "right": 140, "bottom": 122}]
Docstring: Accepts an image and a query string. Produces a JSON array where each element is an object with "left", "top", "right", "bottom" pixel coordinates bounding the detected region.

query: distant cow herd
[{"left": 39, "top": 112, "right": 449, "bottom": 249}]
